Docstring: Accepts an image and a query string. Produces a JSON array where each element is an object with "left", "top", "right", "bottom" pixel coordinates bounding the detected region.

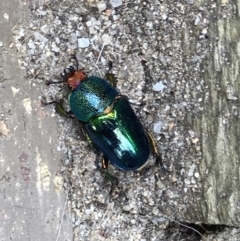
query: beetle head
[{"left": 62, "top": 67, "right": 87, "bottom": 89}]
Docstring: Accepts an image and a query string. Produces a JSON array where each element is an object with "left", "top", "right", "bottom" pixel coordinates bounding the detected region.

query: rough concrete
[
  {"left": 0, "top": 1, "right": 72, "bottom": 240},
  {"left": 2, "top": 0, "right": 240, "bottom": 240}
]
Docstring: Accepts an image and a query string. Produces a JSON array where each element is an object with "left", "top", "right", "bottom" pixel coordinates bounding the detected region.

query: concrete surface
[
  {"left": 2, "top": 0, "right": 240, "bottom": 240},
  {"left": 0, "top": 1, "right": 72, "bottom": 241}
]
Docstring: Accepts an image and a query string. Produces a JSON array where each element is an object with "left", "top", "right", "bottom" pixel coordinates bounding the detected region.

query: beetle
[{"left": 45, "top": 61, "right": 162, "bottom": 178}]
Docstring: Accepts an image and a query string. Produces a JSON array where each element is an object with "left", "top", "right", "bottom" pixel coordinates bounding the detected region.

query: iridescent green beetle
[
  {"left": 44, "top": 60, "right": 163, "bottom": 178},
  {"left": 60, "top": 65, "right": 162, "bottom": 173}
]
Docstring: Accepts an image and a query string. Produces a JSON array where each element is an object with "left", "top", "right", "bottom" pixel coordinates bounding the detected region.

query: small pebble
[
  {"left": 153, "top": 122, "right": 162, "bottom": 134},
  {"left": 78, "top": 38, "right": 90, "bottom": 48},
  {"left": 3, "top": 13, "right": 9, "bottom": 21},
  {"left": 97, "top": 2, "right": 106, "bottom": 12},
  {"left": 153, "top": 81, "right": 165, "bottom": 91},
  {"left": 110, "top": 0, "right": 122, "bottom": 8}
]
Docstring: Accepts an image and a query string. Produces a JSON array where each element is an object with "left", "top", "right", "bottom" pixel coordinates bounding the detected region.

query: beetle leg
[
  {"left": 55, "top": 101, "right": 73, "bottom": 118},
  {"left": 41, "top": 98, "right": 73, "bottom": 118},
  {"left": 101, "top": 155, "right": 118, "bottom": 193},
  {"left": 105, "top": 73, "right": 118, "bottom": 88},
  {"left": 102, "top": 154, "right": 109, "bottom": 170},
  {"left": 146, "top": 131, "right": 165, "bottom": 170},
  {"left": 45, "top": 79, "right": 66, "bottom": 85},
  {"left": 102, "top": 155, "right": 116, "bottom": 181},
  {"left": 108, "top": 60, "right": 113, "bottom": 72},
  {"left": 106, "top": 60, "right": 117, "bottom": 87},
  {"left": 41, "top": 96, "right": 56, "bottom": 106}
]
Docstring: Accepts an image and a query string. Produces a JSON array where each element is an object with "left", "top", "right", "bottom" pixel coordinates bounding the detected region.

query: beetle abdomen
[
  {"left": 69, "top": 76, "right": 119, "bottom": 122},
  {"left": 85, "top": 97, "right": 150, "bottom": 170}
]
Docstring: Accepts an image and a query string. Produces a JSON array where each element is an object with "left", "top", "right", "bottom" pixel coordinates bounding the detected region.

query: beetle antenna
[{"left": 91, "top": 34, "right": 109, "bottom": 75}]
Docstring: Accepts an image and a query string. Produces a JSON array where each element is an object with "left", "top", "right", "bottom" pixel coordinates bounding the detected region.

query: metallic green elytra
[
  {"left": 85, "top": 97, "right": 150, "bottom": 170},
  {"left": 63, "top": 67, "right": 161, "bottom": 171}
]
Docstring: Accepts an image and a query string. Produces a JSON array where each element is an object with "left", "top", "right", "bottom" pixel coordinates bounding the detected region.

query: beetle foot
[
  {"left": 40, "top": 97, "right": 55, "bottom": 107},
  {"left": 40, "top": 96, "right": 47, "bottom": 106},
  {"left": 103, "top": 170, "right": 117, "bottom": 183},
  {"left": 138, "top": 166, "right": 154, "bottom": 178},
  {"left": 45, "top": 80, "right": 52, "bottom": 86},
  {"left": 155, "top": 154, "right": 170, "bottom": 173},
  {"left": 103, "top": 170, "right": 118, "bottom": 194}
]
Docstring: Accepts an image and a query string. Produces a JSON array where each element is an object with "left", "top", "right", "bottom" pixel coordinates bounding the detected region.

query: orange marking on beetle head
[{"left": 67, "top": 70, "right": 87, "bottom": 89}]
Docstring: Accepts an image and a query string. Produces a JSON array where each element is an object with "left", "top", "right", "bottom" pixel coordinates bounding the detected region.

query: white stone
[
  {"left": 110, "top": 0, "right": 122, "bottom": 8},
  {"left": 40, "top": 24, "right": 49, "bottom": 34},
  {"left": 97, "top": 2, "right": 106, "bottom": 12},
  {"left": 3, "top": 13, "right": 9, "bottom": 21},
  {"left": 152, "top": 81, "right": 165, "bottom": 91},
  {"left": 153, "top": 122, "right": 162, "bottom": 134},
  {"left": 78, "top": 38, "right": 90, "bottom": 48}
]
